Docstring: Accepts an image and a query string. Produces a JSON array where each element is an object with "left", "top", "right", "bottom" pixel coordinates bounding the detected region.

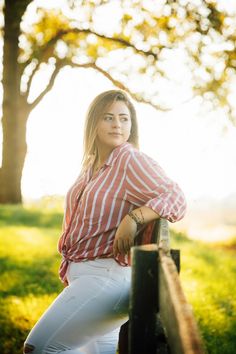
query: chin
[
  {"left": 111, "top": 141, "right": 123, "bottom": 148},
  {"left": 108, "top": 137, "right": 124, "bottom": 146}
]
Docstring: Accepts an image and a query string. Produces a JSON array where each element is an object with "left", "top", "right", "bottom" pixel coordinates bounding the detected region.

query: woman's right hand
[{"left": 113, "top": 215, "right": 137, "bottom": 256}]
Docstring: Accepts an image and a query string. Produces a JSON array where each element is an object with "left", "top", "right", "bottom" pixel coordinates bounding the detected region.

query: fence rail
[{"left": 118, "top": 219, "right": 204, "bottom": 354}]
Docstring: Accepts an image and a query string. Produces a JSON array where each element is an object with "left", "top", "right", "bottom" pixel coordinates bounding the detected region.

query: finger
[
  {"left": 128, "top": 236, "right": 134, "bottom": 250},
  {"left": 114, "top": 237, "right": 124, "bottom": 256},
  {"left": 121, "top": 235, "right": 131, "bottom": 253},
  {"left": 118, "top": 238, "right": 125, "bottom": 255},
  {"left": 124, "top": 238, "right": 131, "bottom": 254},
  {"left": 120, "top": 235, "right": 133, "bottom": 255},
  {"left": 113, "top": 239, "right": 119, "bottom": 257},
  {"left": 123, "top": 237, "right": 132, "bottom": 255}
]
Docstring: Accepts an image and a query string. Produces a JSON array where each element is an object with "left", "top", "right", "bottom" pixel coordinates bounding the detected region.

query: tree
[
  {"left": 0, "top": 0, "right": 236, "bottom": 203},
  {"left": 0, "top": 0, "right": 32, "bottom": 203}
]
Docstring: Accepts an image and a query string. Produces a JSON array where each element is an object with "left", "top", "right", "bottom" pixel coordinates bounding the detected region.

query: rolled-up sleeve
[{"left": 126, "top": 150, "right": 186, "bottom": 222}]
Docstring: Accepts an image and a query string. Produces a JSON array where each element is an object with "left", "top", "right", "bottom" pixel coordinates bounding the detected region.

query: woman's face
[{"left": 96, "top": 100, "right": 132, "bottom": 153}]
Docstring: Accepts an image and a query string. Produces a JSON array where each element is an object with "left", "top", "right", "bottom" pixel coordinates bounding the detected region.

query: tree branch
[
  {"left": 62, "top": 28, "right": 158, "bottom": 59},
  {"left": 68, "top": 61, "right": 170, "bottom": 111},
  {"left": 32, "top": 27, "right": 159, "bottom": 64},
  {"left": 27, "top": 58, "right": 172, "bottom": 113},
  {"left": 29, "top": 60, "right": 64, "bottom": 110},
  {"left": 23, "top": 26, "right": 163, "bottom": 111},
  {"left": 25, "top": 60, "right": 40, "bottom": 98}
]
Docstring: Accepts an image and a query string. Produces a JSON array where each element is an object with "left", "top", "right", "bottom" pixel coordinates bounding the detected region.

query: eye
[
  {"left": 104, "top": 115, "right": 113, "bottom": 121},
  {"left": 120, "top": 116, "right": 130, "bottom": 122}
]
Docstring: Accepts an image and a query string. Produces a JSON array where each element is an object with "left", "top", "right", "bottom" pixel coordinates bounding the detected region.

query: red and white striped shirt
[{"left": 58, "top": 142, "right": 186, "bottom": 281}]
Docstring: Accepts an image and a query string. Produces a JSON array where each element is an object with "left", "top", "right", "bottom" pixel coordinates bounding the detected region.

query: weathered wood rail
[{"left": 118, "top": 218, "right": 204, "bottom": 354}]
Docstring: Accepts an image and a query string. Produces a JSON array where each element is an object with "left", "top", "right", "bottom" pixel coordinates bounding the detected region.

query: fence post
[{"left": 129, "top": 244, "right": 159, "bottom": 354}]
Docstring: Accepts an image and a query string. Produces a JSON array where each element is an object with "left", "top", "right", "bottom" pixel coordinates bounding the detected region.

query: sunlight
[
  {"left": 21, "top": 66, "right": 236, "bottom": 203},
  {"left": 1, "top": 0, "right": 236, "bottom": 245},
  {"left": 0, "top": 225, "right": 59, "bottom": 260},
  {"left": 0, "top": 0, "right": 235, "bottom": 204},
  {"left": 1, "top": 4, "right": 236, "bottom": 354},
  {"left": 4, "top": 293, "right": 59, "bottom": 330}
]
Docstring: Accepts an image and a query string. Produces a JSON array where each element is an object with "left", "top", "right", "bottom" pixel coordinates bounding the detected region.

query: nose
[{"left": 112, "top": 116, "right": 121, "bottom": 127}]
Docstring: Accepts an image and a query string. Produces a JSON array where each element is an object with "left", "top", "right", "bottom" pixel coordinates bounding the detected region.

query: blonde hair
[{"left": 82, "top": 89, "right": 139, "bottom": 170}]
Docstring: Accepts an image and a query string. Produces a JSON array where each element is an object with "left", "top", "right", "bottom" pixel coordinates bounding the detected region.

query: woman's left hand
[{"left": 113, "top": 215, "right": 137, "bottom": 256}]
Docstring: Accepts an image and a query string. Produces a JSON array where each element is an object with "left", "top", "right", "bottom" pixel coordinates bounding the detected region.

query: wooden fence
[{"left": 118, "top": 218, "right": 205, "bottom": 354}]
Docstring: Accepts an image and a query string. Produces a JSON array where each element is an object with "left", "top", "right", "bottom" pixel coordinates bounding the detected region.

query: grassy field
[{"left": 0, "top": 202, "right": 235, "bottom": 354}]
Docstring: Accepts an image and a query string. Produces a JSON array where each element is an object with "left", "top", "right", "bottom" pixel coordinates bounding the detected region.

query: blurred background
[
  {"left": 0, "top": 1, "right": 236, "bottom": 353},
  {"left": 1, "top": 0, "right": 236, "bottom": 241}
]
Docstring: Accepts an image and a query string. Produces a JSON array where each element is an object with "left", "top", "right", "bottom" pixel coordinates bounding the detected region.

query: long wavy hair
[{"left": 82, "top": 89, "right": 139, "bottom": 171}]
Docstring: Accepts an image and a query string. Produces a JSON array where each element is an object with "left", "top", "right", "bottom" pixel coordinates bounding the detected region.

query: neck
[
  {"left": 96, "top": 145, "right": 113, "bottom": 167},
  {"left": 96, "top": 153, "right": 108, "bottom": 168}
]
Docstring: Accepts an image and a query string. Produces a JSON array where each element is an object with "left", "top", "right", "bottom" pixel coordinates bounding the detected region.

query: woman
[{"left": 24, "top": 90, "right": 186, "bottom": 354}]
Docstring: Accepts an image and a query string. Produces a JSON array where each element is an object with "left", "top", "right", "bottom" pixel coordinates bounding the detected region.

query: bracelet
[{"left": 128, "top": 210, "right": 144, "bottom": 227}]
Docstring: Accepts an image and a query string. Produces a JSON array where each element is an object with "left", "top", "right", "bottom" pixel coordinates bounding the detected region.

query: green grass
[
  {"left": 0, "top": 203, "right": 63, "bottom": 354},
  {"left": 171, "top": 231, "right": 236, "bottom": 354},
  {"left": 0, "top": 203, "right": 235, "bottom": 354}
]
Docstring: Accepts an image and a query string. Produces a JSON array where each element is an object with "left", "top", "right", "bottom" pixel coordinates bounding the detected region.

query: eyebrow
[{"left": 104, "top": 113, "right": 129, "bottom": 116}]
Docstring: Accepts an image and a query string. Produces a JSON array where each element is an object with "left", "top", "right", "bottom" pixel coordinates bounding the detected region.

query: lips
[{"left": 109, "top": 133, "right": 122, "bottom": 136}]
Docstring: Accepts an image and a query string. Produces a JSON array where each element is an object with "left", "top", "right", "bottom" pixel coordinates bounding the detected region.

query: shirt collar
[
  {"left": 86, "top": 142, "right": 132, "bottom": 179},
  {"left": 105, "top": 142, "right": 131, "bottom": 167}
]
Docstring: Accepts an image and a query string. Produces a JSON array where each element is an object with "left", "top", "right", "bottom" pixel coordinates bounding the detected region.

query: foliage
[
  {"left": 19, "top": 0, "right": 236, "bottom": 115},
  {"left": 1, "top": 0, "right": 236, "bottom": 203},
  {"left": 0, "top": 204, "right": 235, "bottom": 353}
]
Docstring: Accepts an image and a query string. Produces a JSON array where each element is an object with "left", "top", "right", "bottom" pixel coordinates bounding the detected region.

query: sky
[
  {"left": 16, "top": 0, "right": 236, "bottom": 203},
  {"left": 22, "top": 65, "right": 236, "bottom": 203}
]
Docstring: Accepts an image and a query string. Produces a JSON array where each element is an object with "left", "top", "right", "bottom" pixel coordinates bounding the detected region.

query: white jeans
[{"left": 24, "top": 258, "right": 131, "bottom": 354}]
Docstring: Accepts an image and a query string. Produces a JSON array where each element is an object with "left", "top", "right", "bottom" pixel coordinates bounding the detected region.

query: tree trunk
[{"left": 0, "top": 0, "right": 30, "bottom": 203}]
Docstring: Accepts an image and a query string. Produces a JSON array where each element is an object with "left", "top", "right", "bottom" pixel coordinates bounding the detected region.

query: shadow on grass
[
  {"left": 0, "top": 317, "right": 28, "bottom": 354},
  {"left": 0, "top": 205, "right": 63, "bottom": 229},
  {"left": 0, "top": 255, "right": 62, "bottom": 297},
  {"left": 0, "top": 254, "right": 62, "bottom": 353},
  {"left": 200, "top": 317, "right": 236, "bottom": 354}
]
